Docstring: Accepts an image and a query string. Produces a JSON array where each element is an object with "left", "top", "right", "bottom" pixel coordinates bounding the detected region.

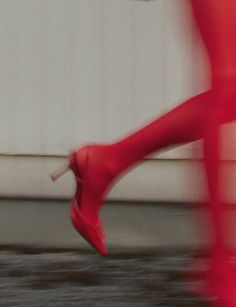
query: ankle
[{"left": 101, "top": 143, "right": 128, "bottom": 177}]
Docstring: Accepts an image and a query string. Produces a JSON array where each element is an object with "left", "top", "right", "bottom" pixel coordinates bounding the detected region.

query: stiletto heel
[{"left": 50, "top": 164, "right": 69, "bottom": 182}]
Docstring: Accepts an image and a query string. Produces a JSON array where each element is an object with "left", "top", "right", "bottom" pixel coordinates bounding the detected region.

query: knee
[{"left": 206, "top": 73, "right": 236, "bottom": 122}]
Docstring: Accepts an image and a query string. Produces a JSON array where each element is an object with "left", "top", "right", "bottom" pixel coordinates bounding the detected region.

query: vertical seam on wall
[{"left": 99, "top": 0, "right": 105, "bottom": 143}]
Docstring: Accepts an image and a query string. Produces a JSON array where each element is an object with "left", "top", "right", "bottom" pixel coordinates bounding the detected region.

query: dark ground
[{"left": 0, "top": 246, "right": 212, "bottom": 307}]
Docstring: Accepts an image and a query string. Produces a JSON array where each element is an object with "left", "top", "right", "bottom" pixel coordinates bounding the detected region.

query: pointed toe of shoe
[{"left": 70, "top": 201, "right": 108, "bottom": 256}]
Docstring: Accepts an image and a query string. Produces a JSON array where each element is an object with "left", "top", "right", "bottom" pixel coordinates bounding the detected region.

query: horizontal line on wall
[
  {"left": 0, "top": 152, "right": 236, "bottom": 163},
  {"left": 0, "top": 154, "right": 235, "bottom": 202}
]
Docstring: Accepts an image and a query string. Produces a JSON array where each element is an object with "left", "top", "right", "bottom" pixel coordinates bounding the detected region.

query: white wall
[
  {"left": 0, "top": 0, "right": 231, "bottom": 201},
  {"left": 0, "top": 0, "right": 209, "bottom": 154}
]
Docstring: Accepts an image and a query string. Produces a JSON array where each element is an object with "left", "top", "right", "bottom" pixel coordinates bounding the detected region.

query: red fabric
[{"left": 191, "top": 3, "right": 236, "bottom": 304}]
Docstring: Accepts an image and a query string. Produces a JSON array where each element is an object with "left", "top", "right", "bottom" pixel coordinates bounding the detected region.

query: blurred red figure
[
  {"left": 190, "top": 1, "right": 236, "bottom": 306},
  {"left": 52, "top": 0, "right": 236, "bottom": 305}
]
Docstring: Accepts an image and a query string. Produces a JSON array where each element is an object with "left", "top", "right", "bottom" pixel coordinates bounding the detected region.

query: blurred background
[
  {"left": 0, "top": 0, "right": 228, "bottom": 247},
  {"left": 0, "top": 0, "right": 211, "bottom": 201},
  {"left": 0, "top": 0, "right": 233, "bottom": 306},
  {"left": 4, "top": 0, "right": 236, "bottom": 248},
  {"left": 0, "top": 0, "right": 214, "bottom": 248}
]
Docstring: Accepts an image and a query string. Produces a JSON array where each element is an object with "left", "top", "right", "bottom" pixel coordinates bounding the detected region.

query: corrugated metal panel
[
  {"left": 0, "top": 0, "right": 226, "bottom": 200},
  {"left": 0, "top": 0, "right": 209, "bottom": 157}
]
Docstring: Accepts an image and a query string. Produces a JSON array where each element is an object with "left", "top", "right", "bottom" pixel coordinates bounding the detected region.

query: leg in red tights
[
  {"left": 52, "top": 87, "right": 236, "bottom": 259},
  {"left": 51, "top": 90, "right": 215, "bottom": 255},
  {"left": 190, "top": 1, "right": 236, "bottom": 305}
]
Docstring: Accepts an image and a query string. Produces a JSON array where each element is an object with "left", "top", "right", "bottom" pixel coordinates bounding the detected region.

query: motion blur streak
[{"left": 188, "top": 1, "right": 236, "bottom": 306}]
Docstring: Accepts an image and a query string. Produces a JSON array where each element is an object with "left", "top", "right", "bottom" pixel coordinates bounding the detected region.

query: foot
[
  {"left": 69, "top": 143, "right": 118, "bottom": 255},
  {"left": 187, "top": 253, "right": 236, "bottom": 306}
]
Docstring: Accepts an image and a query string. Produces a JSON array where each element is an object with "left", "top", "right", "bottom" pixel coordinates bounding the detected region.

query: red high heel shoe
[{"left": 50, "top": 145, "right": 113, "bottom": 256}]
